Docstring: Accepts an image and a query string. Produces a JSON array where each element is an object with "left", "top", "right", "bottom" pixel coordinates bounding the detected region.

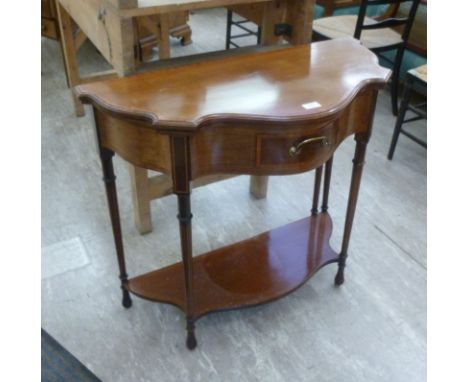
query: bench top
[{"left": 76, "top": 38, "right": 390, "bottom": 131}]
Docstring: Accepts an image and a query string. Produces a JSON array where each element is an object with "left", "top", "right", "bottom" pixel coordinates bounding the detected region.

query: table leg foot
[
  {"left": 334, "top": 255, "right": 347, "bottom": 286},
  {"left": 122, "top": 289, "right": 133, "bottom": 308},
  {"left": 186, "top": 320, "right": 197, "bottom": 350}
]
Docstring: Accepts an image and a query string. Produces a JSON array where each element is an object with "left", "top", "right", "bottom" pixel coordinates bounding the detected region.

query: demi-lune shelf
[{"left": 127, "top": 212, "right": 339, "bottom": 318}]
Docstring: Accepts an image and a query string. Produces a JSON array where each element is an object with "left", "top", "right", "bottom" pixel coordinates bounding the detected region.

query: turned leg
[
  {"left": 321, "top": 156, "right": 334, "bottom": 213},
  {"left": 388, "top": 75, "right": 413, "bottom": 160},
  {"left": 99, "top": 148, "right": 132, "bottom": 308},
  {"left": 335, "top": 135, "right": 368, "bottom": 285},
  {"left": 311, "top": 165, "right": 323, "bottom": 215},
  {"left": 176, "top": 192, "right": 197, "bottom": 349},
  {"left": 391, "top": 46, "right": 405, "bottom": 116},
  {"left": 171, "top": 136, "right": 197, "bottom": 349}
]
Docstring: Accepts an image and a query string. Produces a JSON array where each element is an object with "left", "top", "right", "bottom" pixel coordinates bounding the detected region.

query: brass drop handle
[
  {"left": 289, "top": 136, "right": 330, "bottom": 157},
  {"left": 41, "top": 23, "right": 46, "bottom": 32}
]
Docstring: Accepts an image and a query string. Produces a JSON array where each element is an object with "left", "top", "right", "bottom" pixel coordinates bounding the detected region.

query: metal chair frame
[
  {"left": 225, "top": 9, "right": 262, "bottom": 50},
  {"left": 387, "top": 69, "right": 427, "bottom": 160}
]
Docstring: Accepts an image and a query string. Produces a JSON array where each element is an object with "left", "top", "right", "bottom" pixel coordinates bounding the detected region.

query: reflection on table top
[{"left": 76, "top": 38, "right": 390, "bottom": 129}]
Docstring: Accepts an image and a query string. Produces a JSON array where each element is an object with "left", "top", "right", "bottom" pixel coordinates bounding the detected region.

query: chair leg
[
  {"left": 391, "top": 47, "right": 406, "bottom": 116},
  {"left": 226, "top": 9, "right": 233, "bottom": 50},
  {"left": 388, "top": 76, "right": 413, "bottom": 160}
]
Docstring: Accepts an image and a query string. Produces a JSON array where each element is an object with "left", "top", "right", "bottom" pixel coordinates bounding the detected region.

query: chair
[
  {"left": 225, "top": 6, "right": 262, "bottom": 49},
  {"left": 313, "top": 0, "right": 420, "bottom": 116},
  {"left": 387, "top": 64, "right": 426, "bottom": 160}
]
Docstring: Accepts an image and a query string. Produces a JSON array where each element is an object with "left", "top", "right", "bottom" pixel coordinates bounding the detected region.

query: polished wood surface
[
  {"left": 78, "top": 39, "right": 389, "bottom": 180},
  {"left": 76, "top": 38, "right": 389, "bottom": 129},
  {"left": 79, "top": 39, "right": 390, "bottom": 348},
  {"left": 128, "top": 214, "right": 338, "bottom": 318}
]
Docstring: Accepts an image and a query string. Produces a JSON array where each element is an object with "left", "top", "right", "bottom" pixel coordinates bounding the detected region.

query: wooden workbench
[{"left": 56, "top": 0, "right": 314, "bottom": 234}]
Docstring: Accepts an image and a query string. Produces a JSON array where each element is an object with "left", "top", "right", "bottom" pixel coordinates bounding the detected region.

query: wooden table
[
  {"left": 76, "top": 38, "right": 390, "bottom": 349},
  {"left": 56, "top": 0, "right": 314, "bottom": 235}
]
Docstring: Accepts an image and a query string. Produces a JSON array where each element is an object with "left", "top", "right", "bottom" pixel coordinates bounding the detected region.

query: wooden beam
[
  {"left": 261, "top": 0, "right": 286, "bottom": 45},
  {"left": 56, "top": 1, "right": 85, "bottom": 116},
  {"left": 285, "top": 0, "right": 313, "bottom": 45},
  {"left": 149, "top": 173, "right": 237, "bottom": 199},
  {"left": 104, "top": 0, "right": 138, "bottom": 9},
  {"left": 81, "top": 70, "right": 118, "bottom": 83},
  {"left": 129, "top": 165, "right": 153, "bottom": 234},
  {"left": 74, "top": 29, "right": 88, "bottom": 50},
  {"left": 157, "top": 14, "right": 171, "bottom": 59},
  {"left": 57, "top": 0, "right": 135, "bottom": 75}
]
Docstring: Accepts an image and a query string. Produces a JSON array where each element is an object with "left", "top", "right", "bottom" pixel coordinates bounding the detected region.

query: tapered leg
[
  {"left": 171, "top": 136, "right": 197, "bottom": 349},
  {"left": 388, "top": 76, "right": 413, "bottom": 160},
  {"left": 391, "top": 46, "right": 405, "bottom": 116},
  {"left": 335, "top": 135, "right": 368, "bottom": 285},
  {"left": 176, "top": 193, "right": 197, "bottom": 349},
  {"left": 226, "top": 9, "right": 233, "bottom": 50},
  {"left": 311, "top": 165, "right": 323, "bottom": 215},
  {"left": 100, "top": 148, "right": 132, "bottom": 308},
  {"left": 321, "top": 156, "right": 333, "bottom": 213}
]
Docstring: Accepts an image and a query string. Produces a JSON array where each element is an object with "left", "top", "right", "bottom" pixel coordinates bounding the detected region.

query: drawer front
[
  {"left": 256, "top": 123, "right": 336, "bottom": 170},
  {"left": 191, "top": 122, "right": 338, "bottom": 178},
  {"left": 41, "top": 17, "right": 58, "bottom": 40}
]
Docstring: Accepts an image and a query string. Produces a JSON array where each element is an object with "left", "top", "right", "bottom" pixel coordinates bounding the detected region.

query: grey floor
[{"left": 41, "top": 8, "right": 426, "bottom": 382}]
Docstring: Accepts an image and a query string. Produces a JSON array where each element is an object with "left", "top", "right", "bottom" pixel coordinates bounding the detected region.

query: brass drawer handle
[
  {"left": 41, "top": 24, "right": 46, "bottom": 32},
  {"left": 289, "top": 136, "right": 329, "bottom": 157}
]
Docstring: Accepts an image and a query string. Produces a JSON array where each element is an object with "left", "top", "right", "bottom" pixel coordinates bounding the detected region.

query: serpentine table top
[{"left": 76, "top": 38, "right": 389, "bottom": 130}]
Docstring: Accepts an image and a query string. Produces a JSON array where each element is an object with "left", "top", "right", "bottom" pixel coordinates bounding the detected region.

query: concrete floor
[{"left": 41, "top": 8, "right": 426, "bottom": 382}]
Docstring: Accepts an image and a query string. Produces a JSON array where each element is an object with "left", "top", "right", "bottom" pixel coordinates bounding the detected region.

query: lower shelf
[{"left": 127, "top": 212, "right": 339, "bottom": 319}]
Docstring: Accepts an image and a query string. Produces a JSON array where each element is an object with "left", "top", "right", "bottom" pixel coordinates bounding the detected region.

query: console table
[
  {"left": 56, "top": 0, "right": 314, "bottom": 236},
  {"left": 76, "top": 38, "right": 390, "bottom": 349}
]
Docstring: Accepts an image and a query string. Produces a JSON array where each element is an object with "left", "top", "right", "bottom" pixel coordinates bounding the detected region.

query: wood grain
[
  {"left": 76, "top": 38, "right": 390, "bottom": 130},
  {"left": 128, "top": 213, "right": 338, "bottom": 318}
]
